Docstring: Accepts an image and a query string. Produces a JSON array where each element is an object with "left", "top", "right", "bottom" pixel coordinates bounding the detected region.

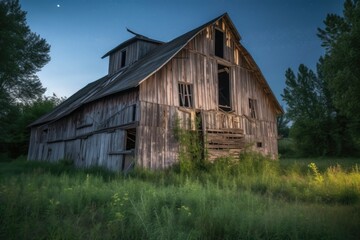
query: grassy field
[{"left": 0, "top": 154, "right": 360, "bottom": 239}]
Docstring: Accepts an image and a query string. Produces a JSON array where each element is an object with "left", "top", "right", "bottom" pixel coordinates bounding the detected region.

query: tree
[
  {"left": 0, "top": 0, "right": 50, "bottom": 106},
  {"left": 317, "top": 0, "right": 360, "bottom": 143},
  {"left": 0, "top": 95, "right": 64, "bottom": 158},
  {"left": 277, "top": 114, "right": 290, "bottom": 138},
  {"left": 0, "top": 0, "right": 51, "bottom": 159},
  {"left": 282, "top": 64, "right": 356, "bottom": 156},
  {"left": 282, "top": 65, "right": 332, "bottom": 156}
]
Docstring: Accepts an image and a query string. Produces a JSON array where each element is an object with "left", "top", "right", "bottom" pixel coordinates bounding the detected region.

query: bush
[{"left": 278, "top": 138, "right": 297, "bottom": 158}]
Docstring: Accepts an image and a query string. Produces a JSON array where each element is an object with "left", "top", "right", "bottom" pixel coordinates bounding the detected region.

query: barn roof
[
  {"left": 30, "top": 13, "right": 282, "bottom": 127},
  {"left": 101, "top": 31, "right": 164, "bottom": 59}
]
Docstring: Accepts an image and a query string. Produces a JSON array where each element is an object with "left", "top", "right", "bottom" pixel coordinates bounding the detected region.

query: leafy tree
[
  {"left": 0, "top": 0, "right": 50, "bottom": 105},
  {"left": 282, "top": 64, "right": 357, "bottom": 156},
  {"left": 317, "top": 0, "right": 360, "bottom": 143},
  {"left": 282, "top": 65, "right": 331, "bottom": 156},
  {"left": 0, "top": 95, "right": 64, "bottom": 158},
  {"left": 0, "top": 0, "right": 51, "bottom": 158}
]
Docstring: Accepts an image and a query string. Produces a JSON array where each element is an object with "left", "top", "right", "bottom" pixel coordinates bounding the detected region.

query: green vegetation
[
  {"left": 281, "top": 0, "right": 360, "bottom": 157},
  {"left": 1, "top": 155, "right": 359, "bottom": 239},
  {"left": 0, "top": 1, "right": 64, "bottom": 159}
]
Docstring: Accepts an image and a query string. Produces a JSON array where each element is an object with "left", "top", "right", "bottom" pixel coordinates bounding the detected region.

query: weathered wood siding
[
  {"left": 28, "top": 90, "right": 139, "bottom": 170},
  {"left": 29, "top": 17, "right": 279, "bottom": 171},
  {"left": 138, "top": 20, "right": 279, "bottom": 167},
  {"left": 108, "top": 41, "right": 160, "bottom": 74}
]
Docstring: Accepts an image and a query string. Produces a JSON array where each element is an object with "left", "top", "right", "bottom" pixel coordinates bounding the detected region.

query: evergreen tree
[
  {"left": 282, "top": 65, "right": 330, "bottom": 156},
  {"left": 317, "top": 0, "right": 360, "bottom": 144},
  {"left": 282, "top": 63, "right": 356, "bottom": 156}
]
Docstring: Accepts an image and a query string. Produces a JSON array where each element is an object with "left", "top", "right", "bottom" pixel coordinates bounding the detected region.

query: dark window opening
[
  {"left": 218, "top": 65, "right": 231, "bottom": 111},
  {"left": 124, "top": 128, "right": 136, "bottom": 171},
  {"left": 178, "top": 83, "right": 193, "bottom": 108},
  {"left": 249, "top": 98, "right": 257, "bottom": 119},
  {"left": 120, "top": 50, "right": 126, "bottom": 68},
  {"left": 125, "top": 128, "right": 136, "bottom": 150},
  {"left": 257, "top": 142, "right": 262, "bottom": 148},
  {"left": 215, "top": 29, "right": 224, "bottom": 58},
  {"left": 132, "top": 104, "right": 136, "bottom": 122}
]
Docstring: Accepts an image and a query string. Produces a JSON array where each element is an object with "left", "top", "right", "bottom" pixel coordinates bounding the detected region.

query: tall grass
[{"left": 0, "top": 155, "right": 360, "bottom": 239}]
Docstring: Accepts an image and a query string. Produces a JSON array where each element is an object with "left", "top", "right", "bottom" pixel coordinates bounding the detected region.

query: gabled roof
[
  {"left": 101, "top": 31, "right": 164, "bottom": 59},
  {"left": 30, "top": 13, "right": 282, "bottom": 127}
]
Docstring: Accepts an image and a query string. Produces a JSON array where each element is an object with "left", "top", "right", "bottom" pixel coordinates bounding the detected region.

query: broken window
[
  {"left": 178, "top": 83, "right": 193, "bottom": 108},
  {"left": 218, "top": 65, "right": 231, "bottom": 111},
  {"left": 120, "top": 50, "right": 126, "bottom": 68},
  {"left": 125, "top": 128, "right": 136, "bottom": 150},
  {"left": 215, "top": 29, "right": 224, "bottom": 58},
  {"left": 249, "top": 98, "right": 257, "bottom": 119},
  {"left": 123, "top": 128, "right": 136, "bottom": 171}
]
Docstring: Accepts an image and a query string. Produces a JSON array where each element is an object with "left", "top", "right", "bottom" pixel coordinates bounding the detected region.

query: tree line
[
  {"left": 280, "top": 0, "right": 360, "bottom": 157},
  {"left": 0, "top": 0, "right": 63, "bottom": 159}
]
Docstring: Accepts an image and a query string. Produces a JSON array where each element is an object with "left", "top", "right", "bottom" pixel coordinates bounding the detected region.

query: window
[
  {"left": 215, "top": 29, "right": 224, "bottom": 58},
  {"left": 125, "top": 128, "right": 136, "bottom": 150},
  {"left": 131, "top": 104, "right": 136, "bottom": 122},
  {"left": 257, "top": 142, "right": 262, "bottom": 148},
  {"left": 178, "top": 83, "right": 193, "bottom": 108},
  {"left": 249, "top": 98, "right": 257, "bottom": 119},
  {"left": 120, "top": 50, "right": 126, "bottom": 68},
  {"left": 218, "top": 65, "right": 231, "bottom": 111},
  {"left": 124, "top": 128, "right": 136, "bottom": 171}
]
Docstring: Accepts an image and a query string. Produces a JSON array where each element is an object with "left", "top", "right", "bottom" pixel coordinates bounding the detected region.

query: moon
[{"left": 57, "top": 4, "right": 60, "bottom": 8}]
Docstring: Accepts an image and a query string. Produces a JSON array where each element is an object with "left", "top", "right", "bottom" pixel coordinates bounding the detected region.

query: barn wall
[
  {"left": 138, "top": 21, "right": 279, "bottom": 166},
  {"left": 28, "top": 90, "right": 139, "bottom": 170}
]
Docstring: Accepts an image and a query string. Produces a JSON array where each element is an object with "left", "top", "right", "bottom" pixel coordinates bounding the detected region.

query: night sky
[{"left": 20, "top": 0, "right": 344, "bottom": 106}]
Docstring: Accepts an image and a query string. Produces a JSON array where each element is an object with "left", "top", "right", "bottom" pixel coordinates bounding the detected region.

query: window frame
[
  {"left": 218, "top": 64, "right": 232, "bottom": 112},
  {"left": 214, "top": 28, "right": 224, "bottom": 58},
  {"left": 178, "top": 82, "right": 194, "bottom": 108},
  {"left": 120, "top": 49, "right": 127, "bottom": 68}
]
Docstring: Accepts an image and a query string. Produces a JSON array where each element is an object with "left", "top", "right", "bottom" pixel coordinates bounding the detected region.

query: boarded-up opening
[
  {"left": 120, "top": 50, "right": 126, "bottom": 68},
  {"left": 218, "top": 65, "right": 231, "bottom": 111},
  {"left": 249, "top": 98, "right": 257, "bottom": 119},
  {"left": 215, "top": 29, "right": 224, "bottom": 58}
]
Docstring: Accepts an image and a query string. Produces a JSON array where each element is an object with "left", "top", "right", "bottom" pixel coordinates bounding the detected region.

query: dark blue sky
[{"left": 20, "top": 0, "right": 344, "bottom": 106}]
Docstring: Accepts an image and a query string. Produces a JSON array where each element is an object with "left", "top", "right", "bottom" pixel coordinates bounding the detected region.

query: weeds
[{"left": 0, "top": 156, "right": 360, "bottom": 239}]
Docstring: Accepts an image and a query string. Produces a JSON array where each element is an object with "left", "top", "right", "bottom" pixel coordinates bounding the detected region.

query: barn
[{"left": 28, "top": 13, "right": 283, "bottom": 171}]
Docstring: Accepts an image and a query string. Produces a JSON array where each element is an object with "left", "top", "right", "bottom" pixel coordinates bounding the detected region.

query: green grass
[{"left": 0, "top": 154, "right": 360, "bottom": 239}]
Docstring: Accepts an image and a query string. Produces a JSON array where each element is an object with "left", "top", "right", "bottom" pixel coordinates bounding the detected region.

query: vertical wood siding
[
  {"left": 138, "top": 20, "right": 279, "bottom": 166},
  {"left": 108, "top": 41, "right": 160, "bottom": 74},
  {"left": 28, "top": 91, "right": 139, "bottom": 170},
  {"left": 29, "top": 18, "right": 279, "bottom": 171}
]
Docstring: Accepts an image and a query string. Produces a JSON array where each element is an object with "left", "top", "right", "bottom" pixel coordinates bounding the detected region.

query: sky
[{"left": 20, "top": 0, "right": 344, "bottom": 107}]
